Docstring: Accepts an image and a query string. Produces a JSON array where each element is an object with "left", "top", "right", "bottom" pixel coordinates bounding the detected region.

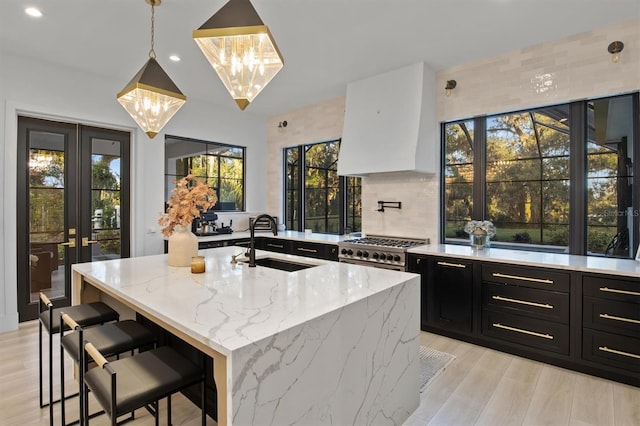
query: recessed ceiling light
[
  {"left": 25, "top": 7, "right": 42, "bottom": 17},
  {"left": 169, "top": 55, "right": 181, "bottom": 62}
]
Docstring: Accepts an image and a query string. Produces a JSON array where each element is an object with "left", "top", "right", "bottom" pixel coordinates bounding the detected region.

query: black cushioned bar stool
[
  {"left": 82, "top": 342, "right": 206, "bottom": 426},
  {"left": 38, "top": 292, "right": 119, "bottom": 426},
  {"left": 60, "top": 313, "right": 157, "bottom": 425}
]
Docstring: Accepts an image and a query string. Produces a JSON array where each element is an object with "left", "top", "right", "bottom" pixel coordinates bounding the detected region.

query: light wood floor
[{"left": 1, "top": 321, "right": 638, "bottom": 425}]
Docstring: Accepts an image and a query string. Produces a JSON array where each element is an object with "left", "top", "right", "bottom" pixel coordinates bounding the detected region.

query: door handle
[
  {"left": 59, "top": 238, "right": 76, "bottom": 248},
  {"left": 82, "top": 237, "right": 98, "bottom": 247}
]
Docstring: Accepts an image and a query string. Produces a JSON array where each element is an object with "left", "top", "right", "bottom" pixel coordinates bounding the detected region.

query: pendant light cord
[{"left": 149, "top": 3, "right": 156, "bottom": 59}]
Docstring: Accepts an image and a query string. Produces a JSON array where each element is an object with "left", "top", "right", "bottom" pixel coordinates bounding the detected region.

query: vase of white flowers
[{"left": 464, "top": 220, "right": 496, "bottom": 250}]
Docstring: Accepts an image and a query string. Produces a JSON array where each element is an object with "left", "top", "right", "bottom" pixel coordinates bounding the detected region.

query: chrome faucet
[{"left": 248, "top": 214, "right": 278, "bottom": 267}]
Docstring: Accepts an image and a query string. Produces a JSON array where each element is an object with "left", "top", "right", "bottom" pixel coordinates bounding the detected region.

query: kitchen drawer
[
  {"left": 583, "top": 296, "right": 640, "bottom": 338},
  {"left": 482, "top": 309, "right": 569, "bottom": 355},
  {"left": 583, "top": 275, "right": 640, "bottom": 303},
  {"left": 482, "top": 263, "right": 569, "bottom": 292},
  {"left": 583, "top": 329, "right": 640, "bottom": 374},
  {"left": 259, "top": 238, "right": 291, "bottom": 253},
  {"left": 290, "top": 241, "right": 337, "bottom": 260},
  {"left": 483, "top": 282, "right": 569, "bottom": 324}
]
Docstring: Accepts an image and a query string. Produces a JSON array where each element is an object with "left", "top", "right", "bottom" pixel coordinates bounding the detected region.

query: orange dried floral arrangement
[{"left": 158, "top": 174, "right": 216, "bottom": 237}]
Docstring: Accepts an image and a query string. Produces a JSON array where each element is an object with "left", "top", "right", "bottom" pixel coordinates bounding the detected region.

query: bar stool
[
  {"left": 38, "top": 292, "right": 120, "bottom": 425},
  {"left": 59, "top": 313, "right": 157, "bottom": 425},
  {"left": 82, "top": 341, "right": 206, "bottom": 426}
]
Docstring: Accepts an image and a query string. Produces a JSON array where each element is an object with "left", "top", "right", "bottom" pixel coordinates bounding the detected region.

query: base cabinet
[
  {"left": 408, "top": 252, "right": 640, "bottom": 387},
  {"left": 431, "top": 257, "right": 474, "bottom": 334},
  {"left": 481, "top": 263, "right": 571, "bottom": 356},
  {"left": 407, "top": 255, "right": 474, "bottom": 334},
  {"left": 581, "top": 274, "right": 640, "bottom": 382},
  {"left": 257, "top": 238, "right": 338, "bottom": 261}
]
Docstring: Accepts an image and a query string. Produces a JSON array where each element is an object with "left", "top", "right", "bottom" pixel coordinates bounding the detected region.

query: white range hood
[{"left": 338, "top": 62, "right": 437, "bottom": 176}]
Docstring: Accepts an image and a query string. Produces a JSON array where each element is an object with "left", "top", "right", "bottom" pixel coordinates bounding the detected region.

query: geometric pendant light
[
  {"left": 193, "top": 0, "right": 284, "bottom": 111},
  {"left": 117, "top": 0, "right": 186, "bottom": 138}
]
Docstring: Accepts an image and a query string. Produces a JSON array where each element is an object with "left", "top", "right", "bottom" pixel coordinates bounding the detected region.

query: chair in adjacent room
[
  {"left": 59, "top": 313, "right": 158, "bottom": 425},
  {"left": 82, "top": 341, "right": 206, "bottom": 426},
  {"left": 38, "top": 292, "right": 120, "bottom": 425}
]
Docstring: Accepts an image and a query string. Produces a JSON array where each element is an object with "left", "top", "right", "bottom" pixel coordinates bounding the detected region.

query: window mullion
[
  {"left": 297, "top": 145, "right": 304, "bottom": 232},
  {"left": 473, "top": 116, "right": 486, "bottom": 220},
  {"left": 632, "top": 93, "right": 640, "bottom": 256},
  {"left": 569, "top": 101, "right": 586, "bottom": 255}
]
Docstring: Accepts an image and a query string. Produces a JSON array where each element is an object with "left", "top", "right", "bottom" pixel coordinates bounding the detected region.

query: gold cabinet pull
[
  {"left": 82, "top": 237, "right": 99, "bottom": 247},
  {"left": 492, "top": 272, "right": 553, "bottom": 284},
  {"left": 266, "top": 243, "right": 284, "bottom": 249},
  {"left": 59, "top": 238, "right": 76, "bottom": 248},
  {"left": 599, "top": 287, "right": 640, "bottom": 297},
  {"left": 492, "top": 295, "right": 553, "bottom": 309},
  {"left": 599, "top": 313, "right": 640, "bottom": 325},
  {"left": 492, "top": 323, "right": 554, "bottom": 340},
  {"left": 598, "top": 346, "right": 640, "bottom": 360},
  {"left": 437, "top": 261, "right": 466, "bottom": 269},
  {"left": 297, "top": 247, "right": 318, "bottom": 253}
]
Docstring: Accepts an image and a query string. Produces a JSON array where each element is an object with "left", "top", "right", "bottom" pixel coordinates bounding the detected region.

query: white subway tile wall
[
  {"left": 436, "top": 19, "right": 639, "bottom": 122},
  {"left": 267, "top": 19, "right": 639, "bottom": 240}
]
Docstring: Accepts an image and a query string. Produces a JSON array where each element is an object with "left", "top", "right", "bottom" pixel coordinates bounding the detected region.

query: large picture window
[
  {"left": 165, "top": 136, "right": 245, "bottom": 211},
  {"left": 285, "top": 140, "right": 361, "bottom": 234},
  {"left": 442, "top": 93, "right": 639, "bottom": 258}
]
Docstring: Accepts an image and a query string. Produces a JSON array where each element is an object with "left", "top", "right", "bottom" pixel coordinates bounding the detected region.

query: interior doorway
[{"left": 16, "top": 116, "right": 131, "bottom": 321}]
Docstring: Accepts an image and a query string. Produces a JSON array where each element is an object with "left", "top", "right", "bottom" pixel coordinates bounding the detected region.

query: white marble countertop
[
  {"left": 196, "top": 231, "right": 251, "bottom": 242},
  {"left": 408, "top": 244, "right": 640, "bottom": 278},
  {"left": 197, "top": 230, "right": 347, "bottom": 244},
  {"left": 72, "top": 246, "right": 419, "bottom": 356}
]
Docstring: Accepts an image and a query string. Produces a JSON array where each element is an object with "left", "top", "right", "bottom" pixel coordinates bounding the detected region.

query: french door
[{"left": 16, "top": 116, "right": 131, "bottom": 321}]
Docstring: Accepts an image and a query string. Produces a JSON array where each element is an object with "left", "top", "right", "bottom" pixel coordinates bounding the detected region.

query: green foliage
[
  {"left": 444, "top": 104, "right": 631, "bottom": 252},
  {"left": 92, "top": 155, "right": 121, "bottom": 230},
  {"left": 587, "top": 228, "right": 616, "bottom": 254}
]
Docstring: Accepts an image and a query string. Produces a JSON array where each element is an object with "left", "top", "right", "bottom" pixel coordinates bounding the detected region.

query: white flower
[{"left": 464, "top": 220, "right": 496, "bottom": 237}]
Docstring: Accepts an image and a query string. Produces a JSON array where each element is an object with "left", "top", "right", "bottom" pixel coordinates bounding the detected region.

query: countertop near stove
[
  {"left": 408, "top": 244, "right": 640, "bottom": 279},
  {"left": 197, "top": 230, "right": 349, "bottom": 244},
  {"left": 72, "top": 246, "right": 420, "bottom": 425}
]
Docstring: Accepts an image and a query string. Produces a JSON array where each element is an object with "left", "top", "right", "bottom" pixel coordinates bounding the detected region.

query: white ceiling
[{"left": 1, "top": 0, "right": 639, "bottom": 116}]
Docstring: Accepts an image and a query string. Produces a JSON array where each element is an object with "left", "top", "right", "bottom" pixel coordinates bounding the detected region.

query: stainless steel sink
[{"left": 243, "top": 257, "right": 317, "bottom": 272}]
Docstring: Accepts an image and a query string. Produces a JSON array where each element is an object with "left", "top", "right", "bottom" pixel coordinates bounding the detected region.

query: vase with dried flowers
[
  {"left": 159, "top": 174, "right": 216, "bottom": 266},
  {"left": 464, "top": 220, "right": 496, "bottom": 250}
]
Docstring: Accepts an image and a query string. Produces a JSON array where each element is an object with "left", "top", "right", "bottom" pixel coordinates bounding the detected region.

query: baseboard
[{"left": 0, "top": 312, "right": 19, "bottom": 333}]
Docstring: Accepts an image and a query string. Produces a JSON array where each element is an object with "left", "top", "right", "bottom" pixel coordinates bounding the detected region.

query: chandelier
[
  {"left": 193, "top": 0, "right": 284, "bottom": 110},
  {"left": 117, "top": 0, "right": 186, "bottom": 138}
]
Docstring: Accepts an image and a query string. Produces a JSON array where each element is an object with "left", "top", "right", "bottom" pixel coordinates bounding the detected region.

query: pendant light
[
  {"left": 193, "top": 0, "right": 284, "bottom": 110},
  {"left": 117, "top": 0, "right": 186, "bottom": 139}
]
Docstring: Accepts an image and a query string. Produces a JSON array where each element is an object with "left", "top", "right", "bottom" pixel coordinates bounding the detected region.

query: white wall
[
  {"left": 265, "top": 19, "right": 639, "bottom": 242},
  {"left": 0, "top": 52, "right": 267, "bottom": 332}
]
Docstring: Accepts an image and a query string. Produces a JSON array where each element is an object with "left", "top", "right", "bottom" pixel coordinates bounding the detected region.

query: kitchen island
[{"left": 71, "top": 246, "right": 420, "bottom": 425}]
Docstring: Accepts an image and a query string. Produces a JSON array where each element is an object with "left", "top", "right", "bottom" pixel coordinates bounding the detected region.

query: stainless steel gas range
[{"left": 338, "top": 235, "right": 429, "bottom": 271}]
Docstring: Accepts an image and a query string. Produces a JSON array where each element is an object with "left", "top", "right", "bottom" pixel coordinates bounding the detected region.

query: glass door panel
[
  {"left": 17, "top": 117, "right": 130, "bottom": 321},
  {"left": 90, "top": 138, "right": 122, "bottom": 261},
  {"left": 28, "top": 134, "right": 68, "bottom": 303}
]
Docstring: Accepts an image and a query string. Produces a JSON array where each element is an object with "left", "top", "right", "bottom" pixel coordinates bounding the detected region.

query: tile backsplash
[{"left": 361, "top": 171, "right": 438, "bottom": 240}]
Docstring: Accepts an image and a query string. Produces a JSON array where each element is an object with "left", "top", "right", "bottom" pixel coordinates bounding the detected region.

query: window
[
  {"left": 485, "top": 107, "right": 570, "bottom": 247},
  {"left": 285, "top": 140, "right": 361, "bottom": 234},
  {"left": 586, "top": 97, "right": 635, "bottom": 257},
  {"left": 165, "top": 136, "right": 245, "bottom": 211},
  {"left": 442, "top": 93, "right": 639, "bottom": 258},
  {"left": 444, "top": 120, "right": 474, "bottom": 239}
]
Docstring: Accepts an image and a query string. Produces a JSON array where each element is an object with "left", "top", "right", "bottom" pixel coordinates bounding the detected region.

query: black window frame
[
  {"left": 441, "top": 92, "right": 639, "bottom": 258},
  {"left": 284, "top": 139, "right": 361, "bottom": 235},
  {"left": 164, "top": 135, "right": 246, "bottom": 212}
]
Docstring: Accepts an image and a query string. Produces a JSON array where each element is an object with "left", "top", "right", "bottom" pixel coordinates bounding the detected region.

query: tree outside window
[
  {"left": 285, "top": 140, "right": 361, "bottom": 234},
  {"left": 442, "top": 93, "right": 638, "bottom": 258}
]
